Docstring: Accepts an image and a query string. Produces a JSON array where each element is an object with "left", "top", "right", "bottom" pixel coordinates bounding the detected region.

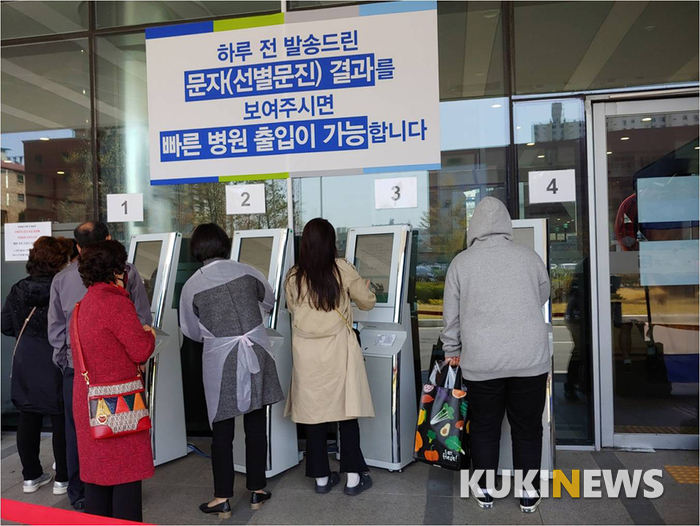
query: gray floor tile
[{"left": 452, "top": 493, "right": 543, "bottom": 525}]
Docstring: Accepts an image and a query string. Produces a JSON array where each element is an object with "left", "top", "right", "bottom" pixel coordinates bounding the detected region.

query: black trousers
[
  {"left": 63, "top": 367, "right": 84, "bottom": 505},
  {"left": 305, "top": 419, "right": 369, "bottom": 478},
  {"left": 465, "top": 374, "right": 547, "bottom": 490},
  {"left": 85, "top": 481, "right": 142, "bottom": 522},
  {"left": 211, "top": 407, "right": 267, "bottom": 499},
  {"left": 16, "top": 411, "right": 67, "bottom": 483}
]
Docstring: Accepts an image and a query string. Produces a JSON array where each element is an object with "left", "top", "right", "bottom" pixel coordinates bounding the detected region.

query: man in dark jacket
[{"left": 47, "top": 221, "right": 152, "bottom": 510}]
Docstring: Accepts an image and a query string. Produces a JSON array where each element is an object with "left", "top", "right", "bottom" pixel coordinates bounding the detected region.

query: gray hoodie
[{"left": 441, "top": 197, "right": 551, "bottom": 381}]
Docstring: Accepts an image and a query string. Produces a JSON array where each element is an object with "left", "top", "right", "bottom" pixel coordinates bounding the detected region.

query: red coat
[{"left": 71, "top": 283, "right": 156, "bottom": 486}]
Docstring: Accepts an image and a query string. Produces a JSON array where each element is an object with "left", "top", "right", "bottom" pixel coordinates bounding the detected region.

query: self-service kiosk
[
  {"left": 344, "top": 225, "right": 417, "bottom": 472},
  {"left": 127, "top": 233, "right": 188, "bottom": 466},
  {"left": 229, "top": 228, "right": 299, "bottom": 477},
  {"left": 500, "top": 219, "right": 555, "bottom": 477}
]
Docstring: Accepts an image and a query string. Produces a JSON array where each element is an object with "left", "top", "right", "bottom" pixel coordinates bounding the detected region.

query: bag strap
[
  {"left": 335, "top": 307, "right": 352, "bottom": 332},
  {"left": 12, "top": 306, "right": 37, "bottom": 360},
  {"left": 71, "top": 302, "right": 90, "bottom": 386}
]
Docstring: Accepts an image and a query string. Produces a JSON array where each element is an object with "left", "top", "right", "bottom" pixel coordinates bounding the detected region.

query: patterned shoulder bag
[{"left": 72, "top": 301, "right": 151, "bottom": 439}]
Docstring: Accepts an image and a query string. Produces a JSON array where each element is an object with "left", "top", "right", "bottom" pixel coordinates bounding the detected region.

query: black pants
[
  {"left": 465, "top": 374, "right": 547, "bottom": 489},
  {"left": 63, "top": 367, "right": 84, "bottom": 505},
  {"left": 85, "top": 481, "right": 142, "bottom": 522},
  {"left": 211, "top": 407, "right": 267, "bottom": 499},
  {"left": 16, "top": 411, "right": 67, "bottom": 483},
  {"left": 305, "top": 419, "right": 369, "bottom": 478}
]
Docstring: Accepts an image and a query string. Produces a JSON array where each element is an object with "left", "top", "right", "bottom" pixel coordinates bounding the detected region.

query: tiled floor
[{"left": 1, "top": 433, "right": 698, "bottom": 525}]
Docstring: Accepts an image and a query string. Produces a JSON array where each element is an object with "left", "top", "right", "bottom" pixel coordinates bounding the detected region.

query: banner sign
[{"left": 145, "top": 2, "right": 440, "bottom": 185}]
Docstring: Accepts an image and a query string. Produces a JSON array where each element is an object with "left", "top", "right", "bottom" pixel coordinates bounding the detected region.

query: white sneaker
[
  {"left": 53, "top": 481, "right": 68, "bottom": 495},
  {"left": 23, "top": 473, "right": 53, "bottom": 493}
]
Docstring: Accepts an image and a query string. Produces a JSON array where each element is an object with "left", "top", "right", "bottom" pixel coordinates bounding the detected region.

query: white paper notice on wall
[
  {"left": 528, "top": 169, "right": 576, "bottom": 204},
  {"left": 375, "top": 177, "right": 418, "bottom": 209},
  {"left": 4, "top": 222, "right": 52, "bottom": 262},
  {"left": 107, "top": 193, "right": 144, "bottom": 222},
  {"left": 226, "top": 184, "right": 266, "bottom": 215}
]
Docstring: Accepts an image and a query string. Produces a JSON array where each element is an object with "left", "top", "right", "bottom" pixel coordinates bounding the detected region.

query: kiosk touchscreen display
[
  {"left": 238, "top": 237, "right": 274, "bottom": 279},
  {"left": 133, "top": 241, "right": 162, "bottom": 307},
  {"left": 512, "top": 227, "right": 535, "bottom": 252},
  {"left": 353, "top": 234, "right": 393, "bottom": 304}
]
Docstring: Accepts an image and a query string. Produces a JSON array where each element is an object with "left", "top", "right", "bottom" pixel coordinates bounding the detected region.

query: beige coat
[{"left": 284, "top": 259, "right": 376, "bottom": 424}]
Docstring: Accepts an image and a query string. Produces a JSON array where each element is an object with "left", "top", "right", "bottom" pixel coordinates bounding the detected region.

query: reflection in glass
[
  {"left": 133, "top": 241, "right": 163, "bottom": 307},
  {"left": 239, "top": 237, "right": 274, "bottom": 279},
  {"left": 514, "top": 1, "right": 699, "bottom": 94},
  {"left": 1, "top": 40, "right": 92, "bottom": 225},
  {"left": 1, "top": 1, "right": 88, "bottom": 40},
  {"left": 606, "top": 110, "right": 699, "bottom": 435},
  {"left": 515, "top": 99, "right": 593, "bottom": 444},
  {"left": 96, "top": 1, "right": 278, "bottom": 28},
  {"left": 353, "top": 234, "right": 394, "bottom": 304}
]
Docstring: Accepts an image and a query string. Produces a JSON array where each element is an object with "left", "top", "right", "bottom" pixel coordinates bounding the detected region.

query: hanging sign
[
  {"left": 145, "top": 2, "right": 440, "bottom": 185},
  {"left": 375, "top": 176, "right": 418, "bottom": 209},
  {"left": 226, "top": 184, "right": 266, "bottom": 215},
  {"left": 106, "top": 193, "right": 144, "bottom": 223},
  {"left": 4, "top": 222, "right": 52, "bottom": 262},
  {"left": 528, "top": 169, "right": 576, "bottom": 204}
]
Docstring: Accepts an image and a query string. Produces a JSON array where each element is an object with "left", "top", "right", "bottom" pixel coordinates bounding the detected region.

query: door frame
[{"left": 587, "top": 95, "right": 699, "bottom": 450}]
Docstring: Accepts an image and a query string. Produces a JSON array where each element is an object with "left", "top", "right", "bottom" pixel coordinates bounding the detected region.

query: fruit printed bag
[{"left": 414, "top": 361, "right": 468, "bottom": 470}]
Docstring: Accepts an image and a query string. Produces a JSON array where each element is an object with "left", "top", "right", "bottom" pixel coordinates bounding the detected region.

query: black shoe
[
  {"left": 199, "top": 499, "right": 232, "bottom": 519},
  {"left": 72, "top": 498, "right": 85, "bottom": 511},
  {"left": 520, "top": 494, "right": 542, "bottom": 513},
  {"left": 344, "top": 472, "right": 372, "bottom": 496},
  {"left": 315, "top": 472, "right": 341, "bottom": 494},
  {"left": 250, "top": 490, "right": 272, "bottom": 510},
  {"left": 472, "top": 488, "right": 494, "bottom": 509}
]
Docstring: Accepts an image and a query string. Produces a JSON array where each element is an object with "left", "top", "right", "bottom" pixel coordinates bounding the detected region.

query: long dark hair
[{"left": 293, "top": 218, "right": 342, "bottom": 312}]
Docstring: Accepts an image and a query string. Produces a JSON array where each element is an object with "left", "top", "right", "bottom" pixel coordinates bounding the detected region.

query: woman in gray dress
[{"left": 179, "top": 223, "right": 284, "bottom": 518}]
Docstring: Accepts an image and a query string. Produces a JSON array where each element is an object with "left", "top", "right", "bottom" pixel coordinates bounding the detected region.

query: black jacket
[{"left": 2, "top": 276, "right": 64, "bottom": 414}]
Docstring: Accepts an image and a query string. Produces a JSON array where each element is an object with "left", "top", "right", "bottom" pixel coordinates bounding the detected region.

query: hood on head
[{"left": 466, "top": 197, "right": 513, "bottom": 248}]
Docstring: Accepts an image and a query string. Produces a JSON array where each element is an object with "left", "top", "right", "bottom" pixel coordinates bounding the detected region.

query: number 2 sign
[
  {"left": 226, "top": 184, "right": 266, "bottom": 215},
  {"left": 106, "top": 193, "right": 144, "bottom": 223},
  {"left": 528, "top": 169, "right": 576, "bottom": 204}
]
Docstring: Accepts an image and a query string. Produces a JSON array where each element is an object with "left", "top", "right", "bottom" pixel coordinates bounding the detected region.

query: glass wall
[
  {"left": 1, "top": 40, "right": 93, "bottom": 224},
  {"left": 514, "top": 1, "right": 699, "bottom": 94},
  {"left": 2, "top": 0, "right": 698, "bottom": 443},
  {"left": 513, "top": 99, "right": 593, "bottom": 444}
]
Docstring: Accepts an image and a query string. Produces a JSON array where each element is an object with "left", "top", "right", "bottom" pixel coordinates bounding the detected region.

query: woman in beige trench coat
[{"left": 284, "top": 218, "right": 376, "bottom": 496}]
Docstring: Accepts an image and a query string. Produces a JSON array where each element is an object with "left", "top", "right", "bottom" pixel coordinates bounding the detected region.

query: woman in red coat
[{"left": 70, "top": 240, "right": 155, "bottom": 522}]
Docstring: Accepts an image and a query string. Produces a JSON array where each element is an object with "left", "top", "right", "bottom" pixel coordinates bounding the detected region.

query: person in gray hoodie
[{"left": 441, "top": 197, "right": 550, "bottom": 513}]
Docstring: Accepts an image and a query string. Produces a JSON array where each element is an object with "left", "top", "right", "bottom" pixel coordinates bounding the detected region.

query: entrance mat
[
  {"left": 0, "top": 498, "right": 152, "bottom": 525},
  {"left": 664, "top": 465, "right": 700, "bottom": 484}
]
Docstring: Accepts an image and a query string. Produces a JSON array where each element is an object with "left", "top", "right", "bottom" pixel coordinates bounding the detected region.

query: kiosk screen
[
  {"left": 512, "top": 227, "right": 535, "bottom": 252},
  {"left": 353, "top": 234, "right": 393, "bottom": 304},
  {"left": 133, "top": 241, "right": 162, "bottom": 306},
  {"left": 239, "top": 237, "right": 274, "bottom": 279}
]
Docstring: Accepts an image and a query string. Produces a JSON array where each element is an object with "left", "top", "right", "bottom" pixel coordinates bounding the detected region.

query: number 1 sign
[
  {"left": 528, "top": 169, "right": 576, "bottom": 204},
  {"left": 226, "top": 184, "right": 266, "bottom": 215},
  {"left": 106, "top": 193, "right": 144, "bottom": 222}
]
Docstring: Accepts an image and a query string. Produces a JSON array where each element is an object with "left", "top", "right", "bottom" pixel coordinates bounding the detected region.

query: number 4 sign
[
  {"left": 226, "top": 184, "right": 266, "bottom": 215},
  {"left": 528, "top": 169, "right": 576, "bottom": 204},
  {"left": 106, "top": 193, "right": 144, "bottom": 222}
]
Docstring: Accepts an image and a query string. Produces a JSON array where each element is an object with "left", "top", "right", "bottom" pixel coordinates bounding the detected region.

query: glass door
[{"left": 592, "top": 97, "right": 699, "bottom": 449}]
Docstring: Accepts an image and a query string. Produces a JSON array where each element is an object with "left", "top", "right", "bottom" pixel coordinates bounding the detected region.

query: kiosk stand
[
  {"left": 128, "top": 233, "right": 188, "bottom": 466},
  {"left": 344, "top": 225, "right": 417, "bottom": 472},
  {"left": 499, "top": 219, "right": 555, "bottom": 477},
  {"left": 230, "top": 228, "right": 300, "bottom": 477}
]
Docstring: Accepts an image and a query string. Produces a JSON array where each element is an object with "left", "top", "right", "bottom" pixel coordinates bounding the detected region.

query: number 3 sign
[
  {"left": 226, "top": 184, "right": 266, "bottom": 215},
  {"left": 528, "top": 169, "right": 576, "bottom": 204},
  {"left": 106, "top": 193, "right": 144, "bottom": 223},
  {"left": 375, "top": 177, "right": 418, "bottom": 210}
]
